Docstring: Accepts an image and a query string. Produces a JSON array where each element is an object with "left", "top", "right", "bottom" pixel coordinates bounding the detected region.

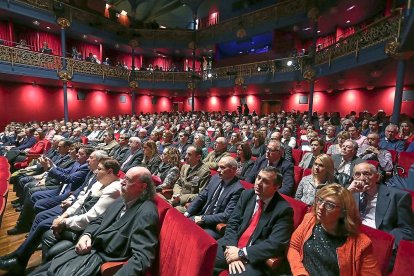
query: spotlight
[
  {"left": 286, "top": 60, "right": 293, "bottom": 66},
  {"left": 207, "top": 72, "right": 212, "bottom": 78}
]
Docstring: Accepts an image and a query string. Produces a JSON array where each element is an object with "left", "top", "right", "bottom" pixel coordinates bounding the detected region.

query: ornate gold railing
[{"left": 315, "top": 12, "right": 402, "bottom": 65}]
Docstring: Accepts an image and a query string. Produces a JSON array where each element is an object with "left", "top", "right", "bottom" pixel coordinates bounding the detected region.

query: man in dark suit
[
  {"left": 214, "top": 166, "right": 294, "bottom": 275},
  {"left": 185, "top": 156, "right": 244, "bottom": 239},
  {"left": 175, "top": 131, "right": 192, "bottom": 160},
  {"left": 348, "top": 162, "right": 414, "bottom": 247},
  {"left": 119, "top": 137, "right": 144, "bottom": 172},
  {"left": 246, "top": 141, "right": 294, "bottom": 196},
  {"left": 27, "top": 167, "right": 158, "bottom": 276},
  {"left": 112, "top": 133, "right": 130, "bottom": 163},
  {"left": 332, "top": 139, "right": 364, "bottom": 178}
]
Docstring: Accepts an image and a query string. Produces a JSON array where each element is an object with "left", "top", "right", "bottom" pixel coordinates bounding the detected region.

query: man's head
[
  {"left": 368, "top": 119, "right": 379, "bottom": 132},
  {"left": 341, "top": 119, "right": 353, "bottom": 131},
  {"left": 266, "top": 141, "right": 284, "bottom": 163},
  {"left": 76, "top": 146, "right": 94, "bottom": 164},
  {"left": 96, "top": 158, "right": 120, "bottom": 184},
  {"left": 366, "top": 133, "right": 380, "bottom": 148},
  {"left": 104, "top": 131, "right": 115, "bottom": 144},
  {"left": 87, "top": 150, "right": 108, "bottom": 171},
  {"left": 121, "top": 167, "right": 155, "bottom": 202},
  {"left": 254, "top": 167, "right": 283, "bottom": 201},
  {"left": 326, "top": 125, "right": 336, "bottom": 138},
  {"left": 347, "top": 126, "right": 359, "bottom": 139},
  {"left": 72, "top": 128, "right": 82, "bottom": 137},
  {"left": 214, "top": 137, "right": 228, "bottom": 153},
  {"left": 118, "top": 134, "right": 130, "bottom": 147},
  {"left": 128, "top": 137, "right": 142, "bottom": 151},
  {"left": 340, "top": 139, "right": 358, "bottom": 160},
  {"left": 385, "top": 124, "right": 399, "bottom": 141},
  {"left": 138, "top": 128, "right": 147, "bottom": 139},
  {"left": 270, "top": 131, "right": 282, "bottom": 142},
  {"left": 353, "top": 162, "right": 380, "bottom": 193},
  {"left": 179, "top": 131, "right": 189, "bottom": 144},
  {"left": 217, "top": 156, "right": 237, "bottom": 182},
  {"left": 57, "top": 140, "right": 72, "bottom": 155},
  {"left": 185, "top": 145, "right": 202, "bottom": 167}
]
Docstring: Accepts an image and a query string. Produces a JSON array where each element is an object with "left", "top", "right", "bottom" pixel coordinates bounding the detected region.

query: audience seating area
[{"left": 101, "top": 196, "right": 218, "bottom": 276}]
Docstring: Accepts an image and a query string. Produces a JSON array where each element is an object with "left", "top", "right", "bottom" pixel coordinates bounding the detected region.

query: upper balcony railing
[
  {"left": 15, "top": 0, "right": 313, "bottom": 44},
  {"left": 314, "top": 11, "right": 402, "bottom": 65},
  {"left": 0, "top": 13, "right": 402, "bottom": 84}
]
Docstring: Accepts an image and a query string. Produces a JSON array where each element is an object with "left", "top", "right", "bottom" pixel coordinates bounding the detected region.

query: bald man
[{"left": 28, "top": 167, "right": 159, "bottom": 276}]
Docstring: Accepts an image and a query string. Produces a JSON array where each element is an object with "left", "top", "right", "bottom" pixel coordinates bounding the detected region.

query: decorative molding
[
  {"left": 57, "top": 17, "right": 71, "bottom": 29},
  {"left": 129, "top": 81, "right": 139, "bottom": 88},
  {"left": 57, "top": 70, "right": 72, "bottom": 81},
  {"left": 302, "top": 67, "right": 316, "bottom": 81}
]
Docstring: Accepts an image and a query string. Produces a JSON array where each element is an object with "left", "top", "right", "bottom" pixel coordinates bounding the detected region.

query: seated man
[
  {"left": 0, "top": 157, "right": 121, "bottom": 274},
  {"left": 379, "top": 124, "right": 405, "bottom": 152},
  {"left": 96, "top": 131, "right": 119, "bottom": 156},
  {"left": 203, "top": 137, "right": 230, "bottom": 169},
  {"left": 347, "top": 162, "right": 414, "bottom": 266},
  {"left": 119, "top": 137, "right": 144, "bottom": 172},
  {"left": 171, "top": 145, "right": 211, "bottom": 213},
  {"left": 214, "top": 167, "right": 294, "bottom": 275},
  {"left": 185, "top": 156, "right": 244, "bottom": 239},
  {"left": 246, "top": 140, "right": 294, "bottom": 196},
  {"left": 28, "top": 167, "right": 159, "bottom": 276},
  {"left": 358, "top": 133, "right": 393, "bottom": 173},
  {"left": 332, "top": 139, "right": 364, "bottom": 179}
]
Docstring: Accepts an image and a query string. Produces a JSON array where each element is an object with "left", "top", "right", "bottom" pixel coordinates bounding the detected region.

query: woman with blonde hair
[
  {"left": 142, "top": 140, "right": 161, "bottom": 174},
  {"left": 295, "top": 154, "right": 335, "bottom": 205},
  {"left": 288, "top": 184, "right": 380, "bottom": 276},
  {"left": 154, "top": 147, "right": 181, "bottom": 191}
]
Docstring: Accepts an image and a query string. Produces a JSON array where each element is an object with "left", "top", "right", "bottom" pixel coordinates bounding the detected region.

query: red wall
[
  {"left": 281, "top": 86, "right": 414, "bottom": 116},
  {"left": 1, "top": 82, "right": 413, "bottom": 129}
]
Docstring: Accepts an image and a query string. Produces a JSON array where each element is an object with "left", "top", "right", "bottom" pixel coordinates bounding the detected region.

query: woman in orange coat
[{"left": 287, "top": 184, "right": 380, "bottom": 276}]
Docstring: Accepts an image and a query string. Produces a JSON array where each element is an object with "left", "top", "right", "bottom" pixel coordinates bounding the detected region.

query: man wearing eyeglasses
[
  {"left": 96, "top": 131, "right": 119, "bottom": 157},
  {"left": 347, "top": 162, "right": 414, "bottom": 267},
  {"left": 245, "top": 140, "right": 294, "bottom": 196},
  {"left": 203, "top": 137, "right": 231, "bottom": 170}
]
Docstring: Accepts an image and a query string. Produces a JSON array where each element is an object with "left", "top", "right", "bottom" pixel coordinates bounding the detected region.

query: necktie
[
  {"left": 238, "top": 199, "right": 263, "bottom": 248},
  {"left": 204, "top": 182, "right": 224, "bottom": 215},
  {"left": 359, "top": 192, "right": 369, "bottom": 217},
  {"left": 121, "top": 154, "right": 133, "bottom": 170}
]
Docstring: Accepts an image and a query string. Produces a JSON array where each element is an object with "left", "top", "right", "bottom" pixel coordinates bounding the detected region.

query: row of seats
[{"left": 0, "top": 157, "right": 10, "bottom": 227}]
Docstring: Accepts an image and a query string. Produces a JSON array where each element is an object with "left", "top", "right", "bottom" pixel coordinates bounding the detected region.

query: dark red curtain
[
  {"left": 68, "top": 39, "right": 100, "bottom": 61},
  {"left": 316, "top": 33, "right": 336, "bottom": 49},
  {"left": 0, "top": 21, "right": 12, "bottom": 46},
  {"left": 105, "top": 51, "right": 141, "bottom": 68},
  {"left": 17, "top": 29, "right": 38, "bottom": 51},
  {"left": 37, "top": 31, "right": 61, "bottom": 55},
  {"left": 145, "top": 56, "right": 172, "bottom": 71}
]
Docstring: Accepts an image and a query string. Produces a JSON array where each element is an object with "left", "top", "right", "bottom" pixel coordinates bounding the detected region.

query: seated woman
[
  {"left": 327, "top": 131, "right": 350, "bottom": 155},
  {"left": 295, "top": 154, "right": 335, "bottom": 205},
  {"left": 235, "top": 142, "right": 254, "bottom": 180},
  {"left": 154, "top": 147, "right": 181, "bottom": 192},
  {"left": 193, "top": 133, "right": 208, "bottom": 159},
  {"left": 299, "top": 138, "right": 325, "bottom": 169},
  {"left": 300, "top": 130, "right": 319, "bottom": 152},
  {"left": 397, "top": 120, "right": 414, "bottom": 144},
  {"left": 142, "top": 140, "right": 161, "bottom": 174},
  {"left": 288, "top": 184, "right": 381, "bottom": 276},
  {"left": 227, "top": 132, "right": 241, "bottom": 153},
  {"left": 250, "top": 131, "right": 266, "bottom": 157}
]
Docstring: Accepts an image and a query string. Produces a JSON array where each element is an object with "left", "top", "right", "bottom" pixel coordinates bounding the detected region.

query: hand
[
  {"left": 171, "top": 194, "right": 180, "bottom": 204},
  {"left": 75, "top": 235, "right": 92, "bottom": 255},
  {"left": 60, "top": 199, "right": 72, "bottom": 210},
  {"left": 348, "top": 180, "right": 367, "bottom": 193},
  {"left": 35, "top": 179, "right": 46, "bottom": 187},
  {"left": 51, "top": 216, "right": 65, "bottom": 235},
  {"left": 224, "top": 246, "right": 240, "bottom": 263},
  {"left": 194, "top": 216, "right": 203, "bottom": 225},
  {"left": 228, "top": 260, "right": 246, "bottom": 275}
]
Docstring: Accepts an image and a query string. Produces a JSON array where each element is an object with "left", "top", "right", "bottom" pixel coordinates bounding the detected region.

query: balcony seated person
[
  {"left": 184, "top": 156, "right": 244, "bottom": 239},
  {"left": 40, "top": 42, "right": 52, "bottom": 54}
]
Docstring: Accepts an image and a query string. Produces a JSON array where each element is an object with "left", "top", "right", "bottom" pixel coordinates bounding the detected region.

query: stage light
[{"left": 286, "top": 60, "right": 293, "bottom": 66}]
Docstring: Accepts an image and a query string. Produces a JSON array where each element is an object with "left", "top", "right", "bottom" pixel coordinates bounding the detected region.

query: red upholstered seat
[
  {"left": 291, "top": 149, "right": 303, "bottom": 166},
  {"left": 114, "top": 133, "right": 120, "bottom": 141},
  {"left": 388, "top": 150, "right": 398, "bottom": 164},
  {"left": 240, "top": 180, "right": 254, "bottom": 190},
  {"left": 210, "top": 169, "right": 218, "bottom": 175},
  {"left": 81, "top": 136, "right": 88, "bottom": 144},
  {"left": 280, "top": 194, "right": 308, "bottom": 228},
  {"left": 391, "top": 240, "right": 414, "bottom": 276},
  {"left": 302, "top": 168, "right": 312, "bottom": 178},
  {"left": 0, "top": 196, "right": 5, "bottom": 227},
  {"left": 293, "top": 166, "right": 303, "bottom": 194},
  {"left": 366, "top": 160, "right": 380, "bottom": 169},
  {"left": 396, "top": 152, "right": 414, "bottom": 177},
  {"left": 360, "top": 225, "right": 394, "bottom": 275}
]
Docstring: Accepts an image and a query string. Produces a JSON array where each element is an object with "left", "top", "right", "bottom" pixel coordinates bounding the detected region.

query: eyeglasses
[
  {"left": 266, "top": 147, "right": 279, "bottom": 152},
  {"left": 353, "top": 171, "right": 373, "bottom": 178},
  {"left": 316, "top": 197, "right": 339, "bottom": 211}
]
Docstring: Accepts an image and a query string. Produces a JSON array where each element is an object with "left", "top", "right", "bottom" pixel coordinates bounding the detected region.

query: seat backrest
[
  {"left": 391, "top": 240, "right": 414, "bottom": 276},
  {"left": 291, "top": 149, "right": 303, "bottom": 166},
  {"left": 366, "top": 160, "right": 380, "bottom": 169},
  {"left": 280, "top": 194, "right": 307, "bottom": 228},
  {"left": 81, "top": 136, "right": 88, "bottom": 144},
  {"left": 240, "top": 180, "right": 254, "bottom": 190},
  {"left": 153, "top": 195, "right": 172, "bottom": 227},
  {"left": 302, "top": 168, "right": 312, "bottom": 178},
  {"left": 389, "top": 149, "right": 398, "bottom": 164},
  {"left": 210, "top": 169, "right": 218, "bottom": 176},
  {"left": 397, "top": 152, "right": 414, "bottom": 177},
  {"left": 158, "top": 208, "right": 218, "bottom": 276},
  {"left": 360, "top": 225, "right": 395, "bottom": 275},
  {"left": 293, "top": 166, "right": 304, "bottom": 194},
  {"left": 114, "top": 133, "right": 120, "bottom": 141}
]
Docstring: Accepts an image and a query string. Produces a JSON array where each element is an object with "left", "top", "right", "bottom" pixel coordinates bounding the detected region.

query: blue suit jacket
[
  {"left": 16, "top": 136, "right": 37, "bottom": 150},
  {"left": 246, "top": 156, "right": 294, "bottom": 196},
  {"left": 186, "top": 174, "right": 244, "bottom": 226},
  {"left": 48, "top": 162, "right": 90, "bottom": 192}
]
